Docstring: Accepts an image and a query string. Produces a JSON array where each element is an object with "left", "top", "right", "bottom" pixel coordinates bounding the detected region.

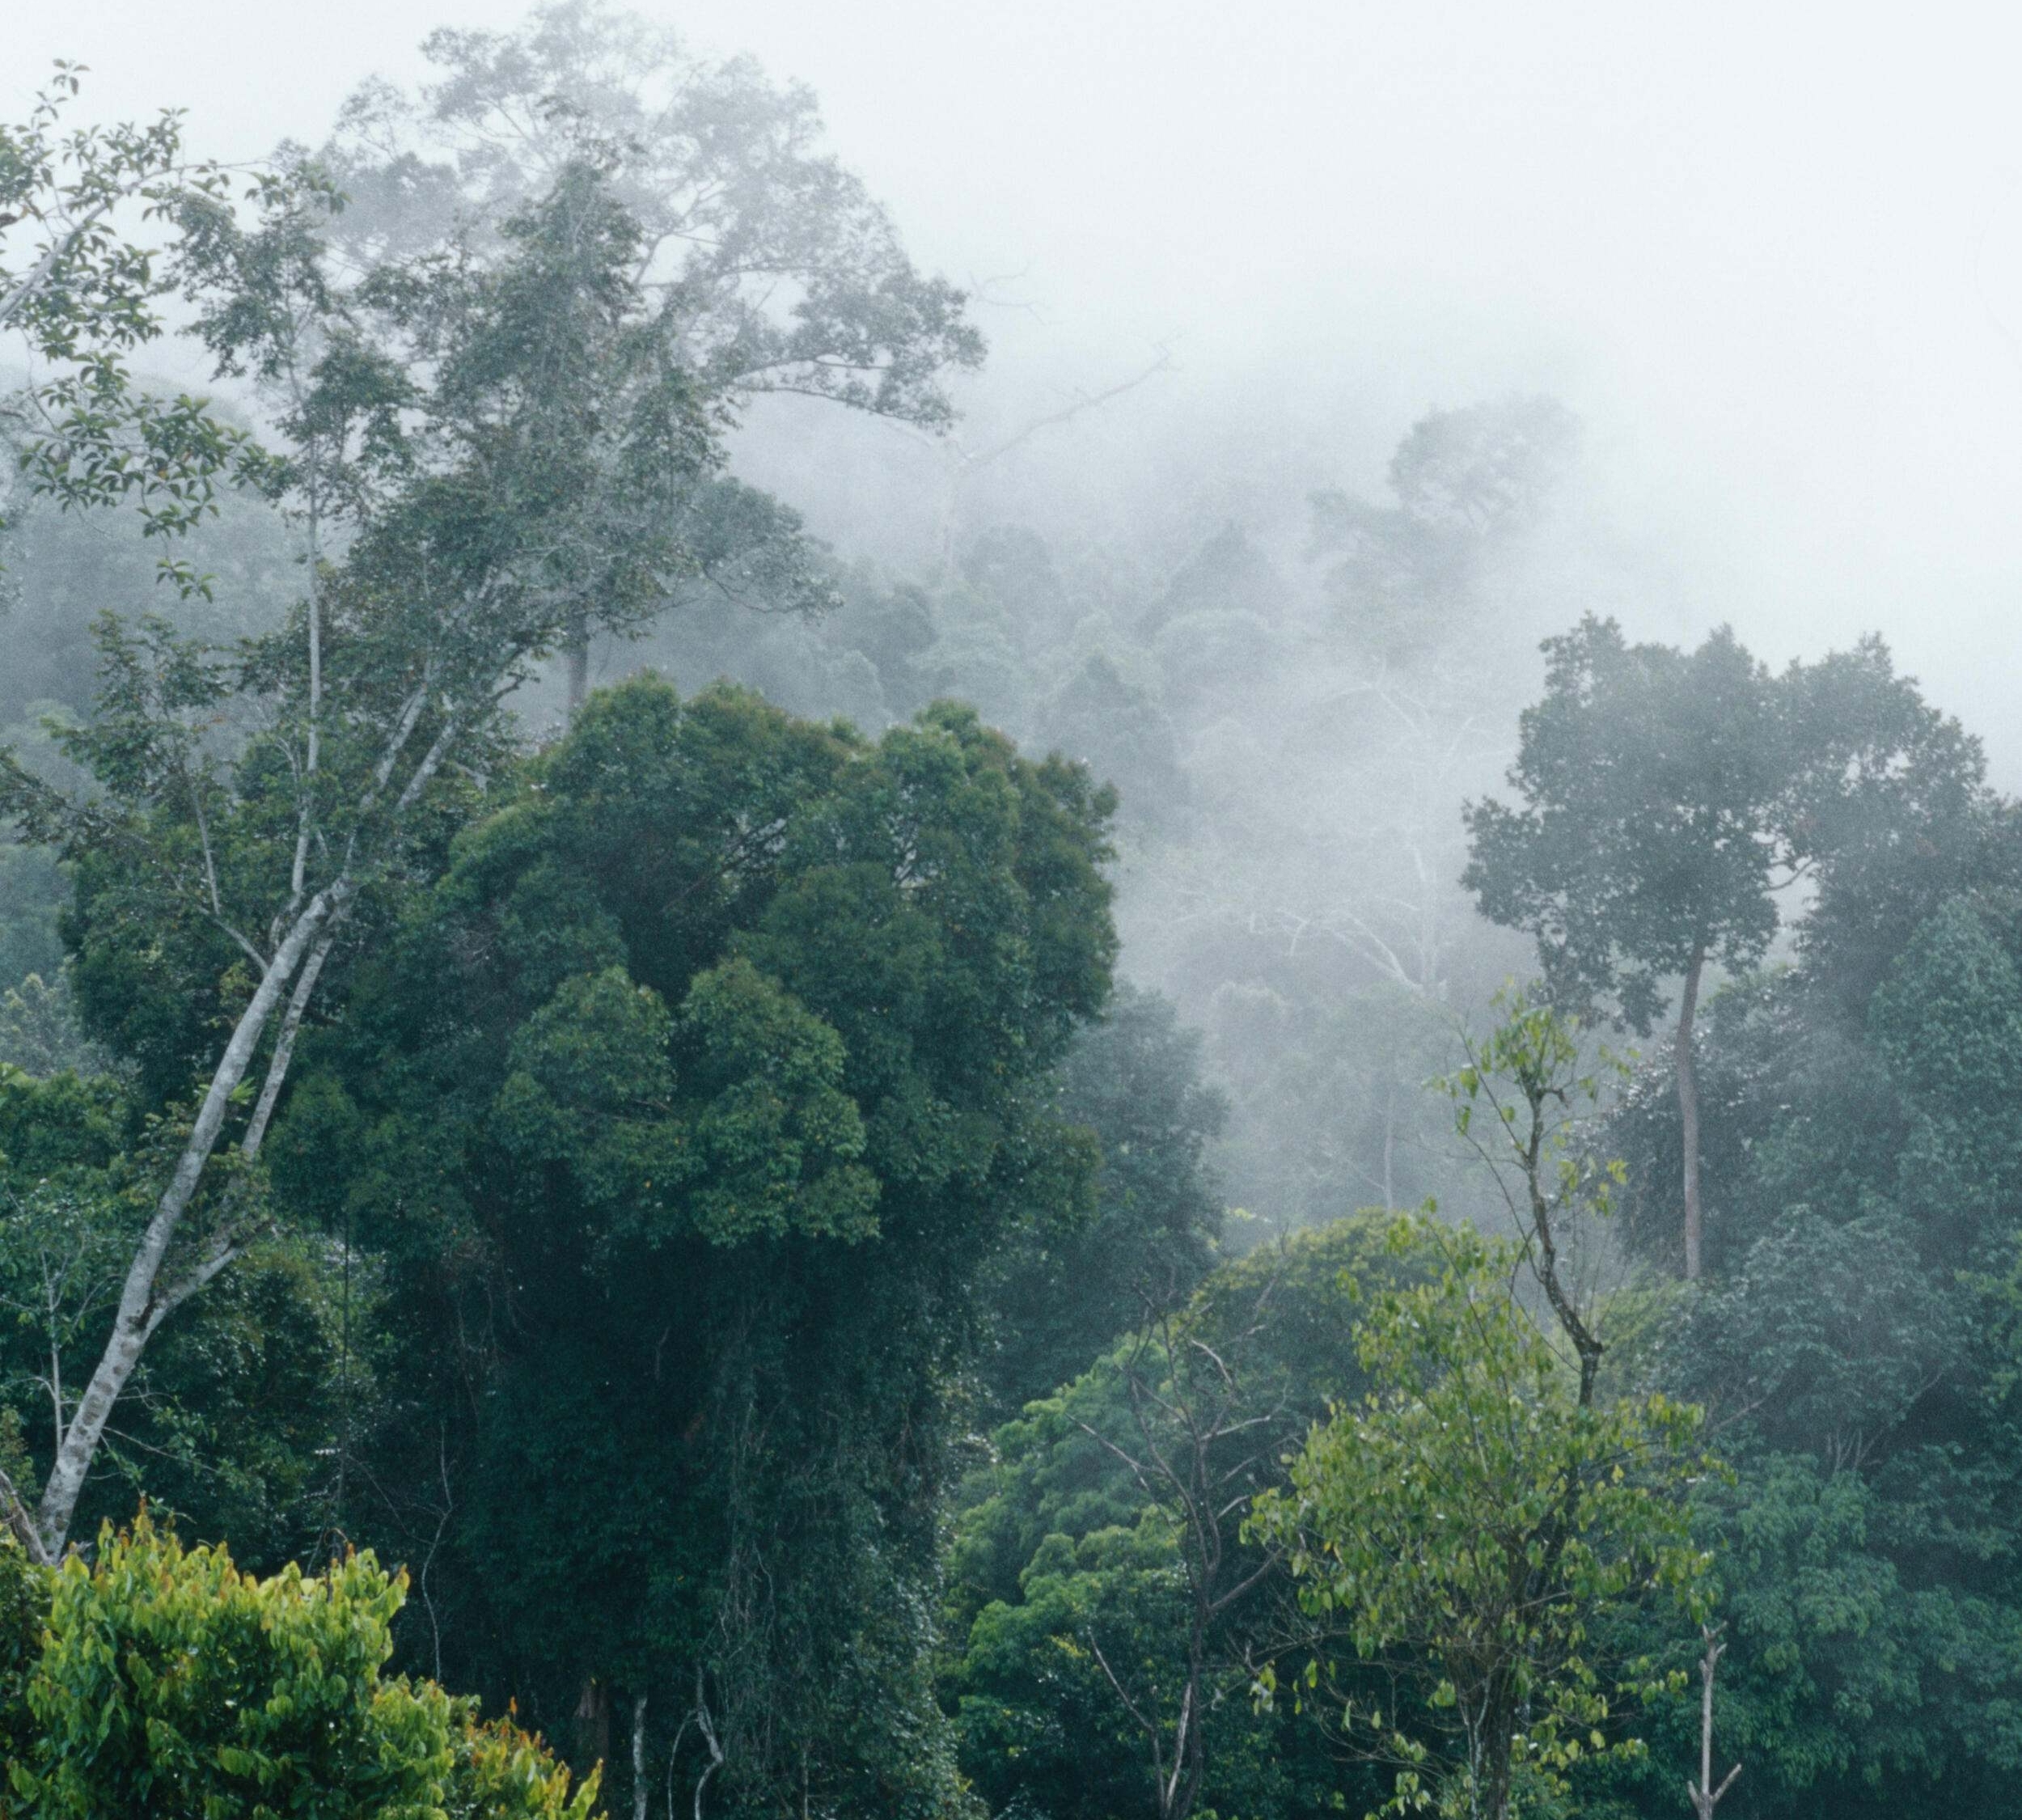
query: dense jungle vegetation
[{"left": 4, "top": 9, "right": 2022, "bottom": 1820}]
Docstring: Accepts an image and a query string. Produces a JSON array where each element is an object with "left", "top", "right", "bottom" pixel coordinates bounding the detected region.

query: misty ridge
[{"left": 0, "top": 7, "right": 2017, "bottom": 1820}]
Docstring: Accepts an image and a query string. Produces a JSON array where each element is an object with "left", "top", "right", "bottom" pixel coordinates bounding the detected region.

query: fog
[
  {"left": 11, "top": 0, "right": 2022, "bottom": 1232},
  {"left": 13, "top": 13, "right": 2022, "bottom": 1811},
  {"left": 16, "top": 0, "right": 2022, "bottom": 770}
]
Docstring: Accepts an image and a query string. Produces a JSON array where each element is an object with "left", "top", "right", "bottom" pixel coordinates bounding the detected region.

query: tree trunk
[
  {"left": 32, "top": 883, "right": 347, "bottom": 1555},
  {"left": 577, "top": 1677, "right": 611, "bottom": 1774},
  {"left": 632, "top": 1693, "right": 649, "bottom": 1820},
  {"left": 1687, "top": 1623, "right": 1741, "bottom": 1818},
  {"left": 1676, "top": 936, "right": 1707, "bottom": 1281},
  {"left": 1478, "top": 1680, "right": 1518, "bottom": 1820},
  {"left": 565, "top": 622, "right": 591, "bottom": 717}
]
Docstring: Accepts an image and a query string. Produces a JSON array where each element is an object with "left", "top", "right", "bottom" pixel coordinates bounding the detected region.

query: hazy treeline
[{"left": 5, "top": 8, "right": 2022, "bottom": 1820}]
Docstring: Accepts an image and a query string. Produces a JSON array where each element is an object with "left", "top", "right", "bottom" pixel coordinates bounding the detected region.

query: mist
[
  {"left": 17, "top": 1, "right": 2022, "bottom": 755},
  {"left": 5, "top": 8, "right": 2022, "bottom": 1818}
]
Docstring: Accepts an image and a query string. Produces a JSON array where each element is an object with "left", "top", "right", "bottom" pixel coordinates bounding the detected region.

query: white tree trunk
[
  {"left": 632, "top": 1695, "right": 650, "bottom": 1820},
  {"left": 31, "top": 881, "right": 348, "bottom": 1555}
]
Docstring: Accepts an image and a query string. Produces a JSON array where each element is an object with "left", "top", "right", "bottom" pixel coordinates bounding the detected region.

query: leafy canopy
[
  {"left": 1250, "top": 1217, "right": 1711, "bottom": 1820},
  {"left": 3, "top": 1513, "right": 594, "bottom": 1820}
]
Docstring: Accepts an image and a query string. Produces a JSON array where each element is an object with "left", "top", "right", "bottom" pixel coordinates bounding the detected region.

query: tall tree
[
  {"left": 264, "top": 674, "right": 1117, "bottom": 1815},
  {"left": 0, "top": 155, "right": 758, "bottom": 1560},
  {"left": 1463, "top": 617, "right": 1790, "bottom": 1280},
  {"left": 324, "top": 0, "right": 984, "bottom": 707},
  {"left": 1466, "top": 619, "right": 1982, "bottom": 1280}
]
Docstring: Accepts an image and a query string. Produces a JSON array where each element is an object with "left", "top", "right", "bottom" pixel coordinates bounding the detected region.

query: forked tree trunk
[
  {"left": 29, "top": 882, "right": 349, "bottom": 1555},
  {"left": 11, "top": 679, "right": 456, "bottom": 1560},
  {"left": 1676, "top": 936, "right": 1707, "bottom": 1280}
]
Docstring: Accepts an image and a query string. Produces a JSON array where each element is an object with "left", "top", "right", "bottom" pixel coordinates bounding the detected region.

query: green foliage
[
  {"left": 1466, "top": 620, "right": 1980, "bottom": 1037},
  {"left": 1462, "top": 617, "right": 1787, "bottom": 1034},
  {"left": 1250, "top": 1217, "right": 1711, "bottom": 1820},
  {"left": 984, "top": 982, "right": 1228, "bottom": 1412},
  {"left": 2, "top": 66, "right": 257, "bottom": 580},
  {"left": 1440, "top": 981, "right": 1627, "bottom": 1208},
  {"left": 492, "top": 956, "right": 881, "bottom": 1246},
  {"left": 3, "top": 1512, "right": 594, "bottom": 1820},
  {"left": 955, "top": 1512, "right": 1214, "bottom": 1820},
  {"left": 1597, "top": 874, "right": 2022, "bottom": 1814},
  {"left": 269, "top": 673, "right": 1115, "bottom": 1816},
  {"left": 0, "top": 1533, "right": 48, "bottom": 1801},
  {"left": 947, "top": 1214, "right": 1436, "bottom": 1820}
]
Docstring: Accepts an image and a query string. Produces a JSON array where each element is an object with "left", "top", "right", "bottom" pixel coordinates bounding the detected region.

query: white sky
[{"left": 14, "top": 0, "right": 2022, "bottom": 772}]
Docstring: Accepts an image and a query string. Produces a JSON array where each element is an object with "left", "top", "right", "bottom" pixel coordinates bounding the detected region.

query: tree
[
  {"left": 322, "top": 0, "right": 984, "bottom": 706},
  {"left": 1467, "top": 619, "right": 1986, "bottom": 1280},
  {"left": 1250, "top": 1214, "right": 1708, "bottom": 1820},
  {"left": 1440, "top": 983, "right": 1623, "bottom": 1405},
  {"left": 0, "top": 151, "right": 761, "bottom": 1561},
  {"left": 1686, "top": 1623, "right": 1741, "bottom": 1820},
  {"left": 1250, "top": 991, "right": 1711, "bottom": 1820},
  {"left": 2, "top": 1512, "right": 595, "bottom": 1820},
  {"left": 1069, "top": 1276, "right": 1292, "bottom": 1820},
  {"left": 948, "top": 1215, "right": 1435, "bottom": 1820},
  {"left": 264, "top": 674, "right": 1117, "bottom": 1816},
  {"left": 1463, "top": 616, "right": 1788, "bottom": 1279}
]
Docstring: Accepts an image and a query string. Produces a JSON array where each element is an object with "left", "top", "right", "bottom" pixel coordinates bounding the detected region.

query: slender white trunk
[
  {"left": 32, "top": 881, "right": 347, "bottom": 1555},
  {"left": 243, "top": 925, "right": 338, "bottom": 1160},
  {"left": 693, "top": 1687, "right": 723, "bottom": 1820},
  {"left": 1687, "top": 1623, "right": 1741, "bottom": 1818},
  {"left": 632, "top": 1695, "right": 649, "bottom": 1820}
]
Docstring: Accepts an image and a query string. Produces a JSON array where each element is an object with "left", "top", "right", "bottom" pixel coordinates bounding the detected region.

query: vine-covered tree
[{"left": 265, "top": 674, "right": 1117, "bottom": 1816}]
